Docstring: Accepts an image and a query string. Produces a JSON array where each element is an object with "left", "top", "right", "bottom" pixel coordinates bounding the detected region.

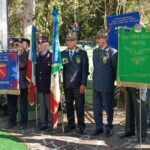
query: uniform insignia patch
[
  {"left": 63, "top": 57, "right": 68, "bottom": 64},
  {"left": 47, "top": 53, "right": 50, "bottom": 58},
  {"left": 76, "top": 56, "right": 81, "bottom": 64},
  {"left": 103, "top": 56, "right": 108, "bottom": 64},
  {"left": 105, "top": 47, "right": 110, "bottom": 52}
]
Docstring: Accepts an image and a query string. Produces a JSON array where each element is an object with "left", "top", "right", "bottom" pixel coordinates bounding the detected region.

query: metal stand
[
  {"left": 60, "top": 79, "right": 64, "bottom": 133},
  {"left": 139, "top": 89, "right": 142, "bottom": 146},
  {"left": 35, "top": 95, "right": 38, "bottom": 127},
  {"left": 60, "top": 92, "right": 64, "bottom": 133}
]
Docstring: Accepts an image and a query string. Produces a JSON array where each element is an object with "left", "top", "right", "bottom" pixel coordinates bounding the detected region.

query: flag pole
[
  {"left": 35, "top": 90, "right": 38, "bottom": 127},
  {"left": 60, "top": 76, "right": 64, "bottom": 133},
  {"left": 139, "top": 89, "right": 142, "bottom": 146}
]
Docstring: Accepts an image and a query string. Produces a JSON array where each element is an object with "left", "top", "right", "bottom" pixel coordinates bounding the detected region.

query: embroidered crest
[
  {"left": 105, "top": 47, "right": 110, "bottom": 52},
  {"left": 47, "top": 53, "right": 50, "bottom": 58},
  {"left": 63, "top": 57, "right": 69, "bottom": 64},
  {"left": 76, "top": 56, "right": 81, "bottom": 64},
  {"left": 103, "top": 56, "right": 109, "bottom": 64}
]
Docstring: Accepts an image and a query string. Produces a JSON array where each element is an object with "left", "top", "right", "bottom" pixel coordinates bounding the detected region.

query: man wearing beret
[
  {"left": 21, "top": 38, "right": 30, "bottom": 52},
  {"left": 6, "top": 38, "right": 29, "bottom": 130},
  {"left": 92, "top": 28, "right": 118, "bottom": 137},
  {"left": 61, "top": 31, "right": 89, "bottom": 134},
  {"left": 8, "top": 37, "right": 17, "bottom": 50},
  {"left": 36, "top": 36, "right": 53, "bottom": 132},
  {"left": 120, "top": 88, "right": 147, "bottom": 143}
]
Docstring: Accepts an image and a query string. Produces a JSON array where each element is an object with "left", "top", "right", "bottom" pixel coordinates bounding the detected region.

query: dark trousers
[
  {"left": 38, "top": 92, "right": 53, "bottom": 127},
  {"left": 125, "top": 88, "right": 147, "bottom": 138},
  {"left": 20, "top": 88, "right": 28, "bottom": 124},
  {"left": 93, "top": 90, "right": 114, "bottom": 130},
  {"left": 7, "top": 94, "right": 18, "bottom": 125},
  {"left": 7, "top": 88, "right": 28, "bottom": 125},
  {"left": 64, "top": 87, "right": 85, "bottom": 130}
]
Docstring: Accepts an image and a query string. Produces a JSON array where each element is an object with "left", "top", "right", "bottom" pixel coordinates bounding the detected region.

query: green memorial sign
[{"left": 117, "top": 27, "right": 150, "bottom": 88}]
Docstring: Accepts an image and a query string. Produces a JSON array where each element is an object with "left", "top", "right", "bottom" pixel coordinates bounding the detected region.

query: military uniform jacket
[
  {"left": 36, "top": 51, "right": 52, "bottom": 93},
  {"left": 61, "top": 47, "right": 89, "bottom": 89},
  {"left": 93, "top": 45, "right": 118, "bottom": 92},
  {"left": 19, "top": 51, "right": 28, "bottom": 89}
]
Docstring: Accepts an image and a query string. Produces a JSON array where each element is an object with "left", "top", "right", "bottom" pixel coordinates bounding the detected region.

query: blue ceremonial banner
[
  {"left": 31, "top": 26, "right": 37, "bottom": 63},
  {"left": 107, "top": 12, "right": 140, "bottom": 49},
  {"left": 52, "top": 6, "right": 61, "bottom": 65},
  {"left": 0, "top": 52, "right": 19, "bottom": 94}
]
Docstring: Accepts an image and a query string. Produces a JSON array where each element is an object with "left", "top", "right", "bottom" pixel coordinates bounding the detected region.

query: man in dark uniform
[
  {"left": 36, "top": 36, "right": 53, "bottom": 131},
  {"left": 7, "top": 38, "right": 29, "bottom": 130},
  {"left": 120, "top": 88, "right": 147, "bottom": 143},
  {"left": 92, "top": 28, "right": 118, "bottom": 137},
  {"left": 21, "top": 38, "right": 30, "bottom": 52},
  {"left": 61, "top": 31, "right": 89, "bottom": 134}
]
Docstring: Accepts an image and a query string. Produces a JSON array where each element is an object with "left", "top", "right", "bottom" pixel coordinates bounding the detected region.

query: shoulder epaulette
[
  {"left": 64, "top": 49, "right": 68, "bottom": 52},
  {"left": 110, "top": 47, "right": 117, "bottom": 55},
  {"left": 94, "top": 47, "right": 99, "bottom": 51},
  {"left": 76, "top": 47, "right": 81, "bottom": 52},
  {"left": 105, "top": 47, "right": 111, "bottom": 52}
]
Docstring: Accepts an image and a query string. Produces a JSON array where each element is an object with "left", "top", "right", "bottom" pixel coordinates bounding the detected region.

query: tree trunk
[
  {"left": 22, "top": 0, "right": 35, "bottom": 39},
  {"left": 0, "top": 0, "right": 8, "bottom": 50}
]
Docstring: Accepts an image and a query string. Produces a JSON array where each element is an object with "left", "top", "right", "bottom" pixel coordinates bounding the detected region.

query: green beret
[{"left": 96, "top": 28, "right": 108, "bottom": 38}]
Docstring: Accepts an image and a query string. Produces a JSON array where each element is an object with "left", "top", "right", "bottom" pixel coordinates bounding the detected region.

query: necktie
[
  {"left": 41, "top": 52, "right": 44, "bottom": 56},
  {"left": 70, "top": 51, "right": 73, "bottom": 59}
]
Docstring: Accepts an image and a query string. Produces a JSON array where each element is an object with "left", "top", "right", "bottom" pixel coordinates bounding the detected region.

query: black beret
[
  {"left": 38, "top": 36, "right": 49, "bottom": 43},
  {"left": 21, "top": 38, "right": 30, "bottom": 46}
]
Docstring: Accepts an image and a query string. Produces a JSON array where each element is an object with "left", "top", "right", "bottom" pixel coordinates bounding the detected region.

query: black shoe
[
  {"left": 64, "top": 125, "right": 75, "bottom": 133},
  {"left": 76, "top": 129, "right": 85, "bottom": 135},
  {"left": 119, "top": 132, "right": 135, "bottom": 139},
  {"left": 45, "top": 126, "right": 53, "bottom": 132},
  {"left": 138, "top": 137, "right": 146, "bottom": 143},
  {"left": 148, "top": 119, "right": 150, "bottom": 127},
  {"left": 18, "top": 124, "right": 27, "bottom": 130},
  {"left": 36, "top": 126, "right": 47, "bottom": 131},
  {"left": 5, "top": 123, "right": 17, "bottom": 129},
  {"left": 106, "top": 128, "right": 113, "bottom": 137},
  {"left": 92, "top": 128, "right": 103, "bottom": 136}
]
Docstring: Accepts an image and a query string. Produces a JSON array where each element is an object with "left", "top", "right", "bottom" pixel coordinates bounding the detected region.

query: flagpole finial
[{"left": 53, "top": 5, "right": 58, "bottom": 16}]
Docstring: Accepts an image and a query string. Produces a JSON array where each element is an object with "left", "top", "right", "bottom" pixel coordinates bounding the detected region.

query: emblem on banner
[{"left": 0, "top": 64, "right": 7, "bottom": 79}]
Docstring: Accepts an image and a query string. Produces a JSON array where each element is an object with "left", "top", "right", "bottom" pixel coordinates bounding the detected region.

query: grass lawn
[{"left": 0, "top": 131, "right": 28, "bottom": 150}]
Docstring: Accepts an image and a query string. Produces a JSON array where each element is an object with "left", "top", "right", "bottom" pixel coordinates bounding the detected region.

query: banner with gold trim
[
  {"left": 0, "top": 52, "right": 20, "bottom": 94},
  {"left": 117, "top": 27, "right": 150, "bottom": 88}
]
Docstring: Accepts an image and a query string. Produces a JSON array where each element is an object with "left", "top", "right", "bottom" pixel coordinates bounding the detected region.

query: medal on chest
[
  {"left": 76, "top": 56, "right": 81, "bottom": 64},
  {"left": 63, "top": 57, "right": 69, "bottom": 64},
  {"left": 102, "top": 52, "right": 109, "bottom": 64},
  {"left": 102, "top": 56, "right": 108, "bottom": 64}
]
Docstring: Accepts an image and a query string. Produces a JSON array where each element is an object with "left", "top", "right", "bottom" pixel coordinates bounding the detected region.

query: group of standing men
[{"left": 6, "top": 28, "right": 148, "bottom": 143}]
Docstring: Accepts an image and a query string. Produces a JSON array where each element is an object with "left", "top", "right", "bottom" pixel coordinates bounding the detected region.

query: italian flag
[
  {"left": 50, "top": 6, "right": 63, "bottom": 128},
  {"left": 26, "top": 25, "right": 37, "bottom": 106}
]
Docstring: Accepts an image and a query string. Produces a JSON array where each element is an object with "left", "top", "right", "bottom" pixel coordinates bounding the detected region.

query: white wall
[{"left": 0, "top": 0, "right": 8, "bottom": 51}]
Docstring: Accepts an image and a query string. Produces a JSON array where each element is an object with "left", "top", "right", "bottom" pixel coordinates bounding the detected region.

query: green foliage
[
  {"left": 7, "top": 0, "right": 150, "bottom": 43},
  {"left": 8, "top": 0, "right": 23, "bottom": 37}
]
